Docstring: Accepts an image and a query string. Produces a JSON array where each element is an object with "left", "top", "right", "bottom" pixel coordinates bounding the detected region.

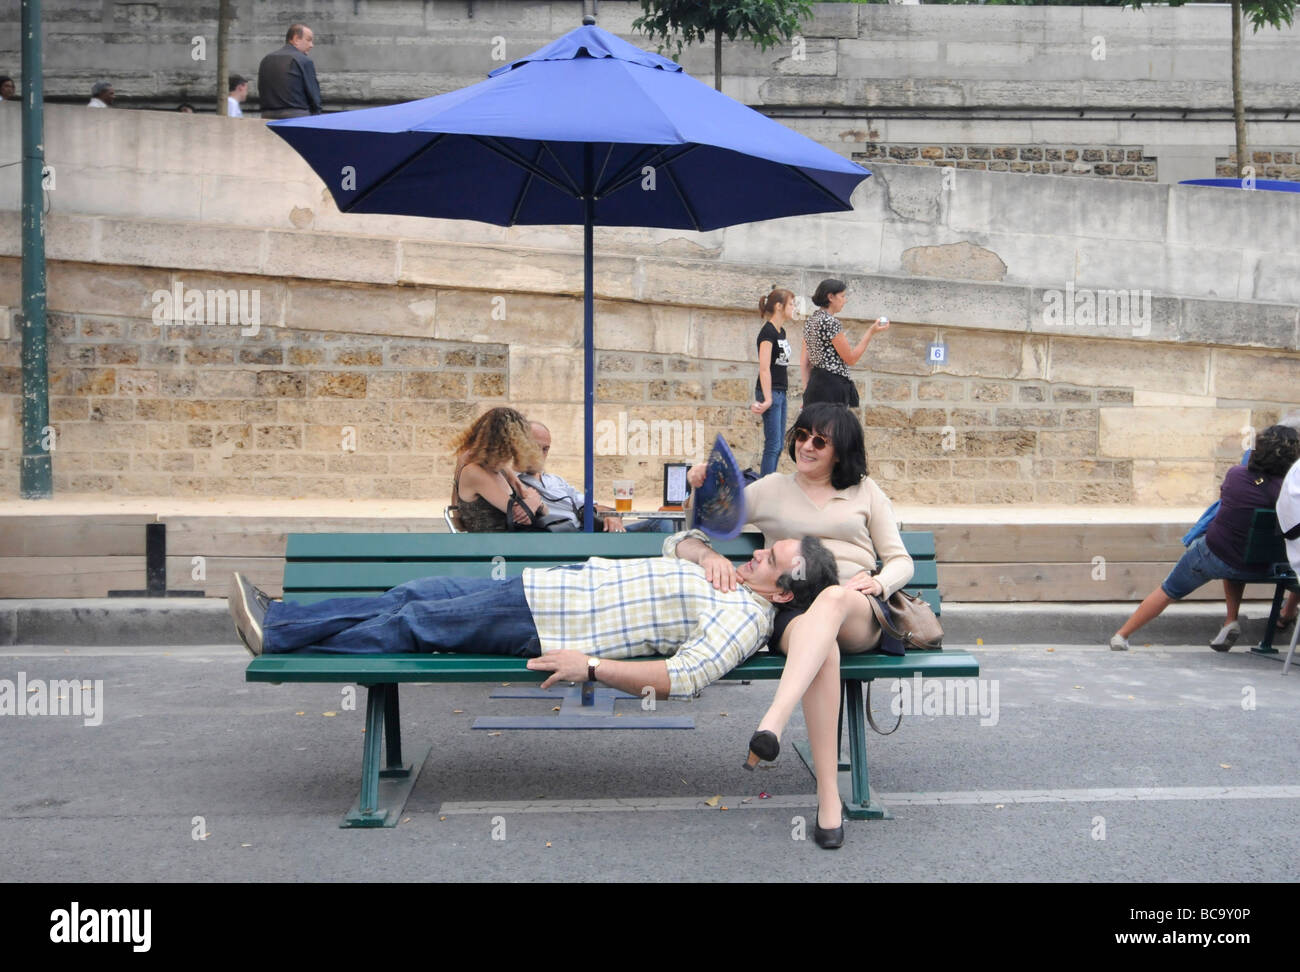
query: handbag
[
  {"left": 868, "top": 589, "right": 944, "bottom": 652},
  {"left": 505, "top": 491, "right": 578, "bottom": 532}
]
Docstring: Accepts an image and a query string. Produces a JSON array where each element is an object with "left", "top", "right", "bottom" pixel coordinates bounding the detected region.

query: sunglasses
[{"left": 794, "top": 428, "right": 833, "bottom": 451}]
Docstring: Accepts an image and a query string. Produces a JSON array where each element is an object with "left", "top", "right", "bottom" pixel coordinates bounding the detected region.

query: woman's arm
[
  {"left": 830, "top": 318, "right": 889, "bottom": 367},
  {"left": 866, "top": 483, "right": 914, "bottom": 596},
  {"left": 752, "top": 340, "right": 773, "bottom": 414},
  {"left": 461, "top": 463, "right": 545, "bottom": 522},
  {"left": 800, "top": 340, "right": 811, "bottom": 386}
]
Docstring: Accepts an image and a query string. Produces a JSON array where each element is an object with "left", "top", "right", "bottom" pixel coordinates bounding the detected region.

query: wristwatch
[{"left": 587, "top": 656, "right": 601, "bottom": 683}]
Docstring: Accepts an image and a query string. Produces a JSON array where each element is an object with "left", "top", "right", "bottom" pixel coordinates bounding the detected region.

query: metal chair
[{"left": 443, "top": 506, "right": 463, "bottom": 534}]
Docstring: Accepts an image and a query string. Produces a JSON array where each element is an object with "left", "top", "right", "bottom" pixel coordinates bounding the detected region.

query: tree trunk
[
  {"left": 1232, "top": 0, "right": 1247, "bottom": 178},
  {"left": 714, "top": 25, "right": 722, "bottom": 92},
  {"left": 217, "top": 0, "right": 232, "bottom": 116}
]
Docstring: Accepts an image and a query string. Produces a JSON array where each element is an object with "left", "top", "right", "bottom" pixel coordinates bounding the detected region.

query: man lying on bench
[{"left": 229, "top": 530, "right": 838, "bottom": 700}]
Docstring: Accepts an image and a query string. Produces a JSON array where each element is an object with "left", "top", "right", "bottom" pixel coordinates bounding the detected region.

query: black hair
[
  {"left": 811, "top": 278, "right": 847, "bottom": 309},
  {"left": 785, "top": 402, "right": 867, "bottom": 489},
  {"left": 229, "top": 74, "right": 247, "bottom": 91},
  {"left": 1248, "top": 425, "right": 1300, "bottom": 477},
  {"left": 777, "top": 536, "right": 840, "bottom": 612}
]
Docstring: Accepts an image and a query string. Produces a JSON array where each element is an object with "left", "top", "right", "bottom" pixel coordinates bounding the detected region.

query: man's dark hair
[
  {"left": 1249, "top": 425, "right": 1300, "bottom": 477},
  {"left": 785, "top": 402, "right": 868, "bottom": 489},
  {"left": 286, "top": 23, "right": 310, "bottom": 43},
  {"left": 777, "top": 536, "right": 840, "bottom": 612},
  {"left": 229, "top": 74, "right": 247, "bottom": 91}
]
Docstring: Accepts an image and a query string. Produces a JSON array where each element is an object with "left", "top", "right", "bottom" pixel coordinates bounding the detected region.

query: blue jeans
[
  {"left": 263, "top": 575, "right": 541, "bottom": 656},
  {"left": 1161, "top": 536, "right": 1274, "bottom": 600},
  {"left": 626, "top": 517, "right": 676, "bottom": 533},
  {"left": 760, "top": 390, "right": 788, "bottom": 476}
]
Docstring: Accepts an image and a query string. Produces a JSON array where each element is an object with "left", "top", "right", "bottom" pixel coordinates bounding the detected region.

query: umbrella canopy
[
  {"left": 1178, "top": 178, "right": 1300, "bottom": 193},
  {"left": 269, "top": 21, "right": 871, "bottom": 527}
]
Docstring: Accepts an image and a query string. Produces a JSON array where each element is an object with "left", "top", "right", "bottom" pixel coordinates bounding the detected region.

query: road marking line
[{"left": 438, "top": 785, "right": 1300, "bottom": 816}]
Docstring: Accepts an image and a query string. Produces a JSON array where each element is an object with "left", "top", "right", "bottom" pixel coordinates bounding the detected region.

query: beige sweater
[{"left": 744, "top": 473, "right": 915, "bottom": 595}]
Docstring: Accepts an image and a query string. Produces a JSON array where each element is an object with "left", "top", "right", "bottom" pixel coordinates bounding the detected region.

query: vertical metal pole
[
  {"left": 20, "top": 0, "right": 52, "bottom": 499},
  {"left": 582, "top": 143, "right": 595, "bottom": 532}
]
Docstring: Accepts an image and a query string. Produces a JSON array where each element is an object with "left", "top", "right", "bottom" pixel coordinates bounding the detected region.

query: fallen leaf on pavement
[
  {"left": 322, "top": 711, "right": 337, "bottom": 717},
  {"left": 1220, "top": 763, "right": 1232, "bottom": 769},
  {"left": 704, "top": 795, "right": 721, "bottom": 807}
]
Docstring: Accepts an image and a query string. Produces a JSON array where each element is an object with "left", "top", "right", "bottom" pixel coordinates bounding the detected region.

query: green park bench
[
  {"left": 245, "top": 531, "right": 980, "bottom": 827},
  {"left": 1242, "top": 508, "right": 1299, "bottom": 656}
]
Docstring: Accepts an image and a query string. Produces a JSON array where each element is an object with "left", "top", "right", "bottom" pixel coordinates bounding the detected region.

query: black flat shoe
[
  {"left": 743, "top": 730, "right": 779, "bottom": 770},
  {"left": 814, "top": 823, "right": 844, "bottom": 850}
]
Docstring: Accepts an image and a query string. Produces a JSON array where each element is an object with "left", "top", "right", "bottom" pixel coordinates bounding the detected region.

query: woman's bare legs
[
  {"left": 755, "top": 587, "right": 853, "bottom": 739},
  {"left": 1116, "top": 587, "right": 1174, "bottom": 640},
  {"left": 1222, "top": 580, "right": 1245, "bottom": 623},
  {"left": 801, "top": 640, "right": 842, "bottom": 829},
  {"left": 754, "top": 586, "right": 879, "bottom": 830}
]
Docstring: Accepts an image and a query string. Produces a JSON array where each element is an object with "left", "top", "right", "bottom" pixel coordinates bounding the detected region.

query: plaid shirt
[{"left": 521, "top": 530, "right": 776, "bottom": 699}]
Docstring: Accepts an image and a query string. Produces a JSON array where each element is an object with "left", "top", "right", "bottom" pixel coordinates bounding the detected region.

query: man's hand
[
  {"left": 687, "top": 462, "right": 708, "bottom": 489},
  {"left": 602, "top": 515, "right": 627, "bottom": 533},
  {"left": 527, "top": 649, "right": 593, "bottom": 689},
  {"left": 701, "top": 551, "right": 740, "bottom": 592},
  {"left": 845, "top": 570, "right": 884, "bottom": 596}
]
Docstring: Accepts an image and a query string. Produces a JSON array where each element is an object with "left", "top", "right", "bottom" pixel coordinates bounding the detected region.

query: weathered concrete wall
[
  {"left": 0, "top": 108, "right": 1296, "bottom": 506},
  {"left": 1, "top": 1, "right": 1296, "bottom": 183}
]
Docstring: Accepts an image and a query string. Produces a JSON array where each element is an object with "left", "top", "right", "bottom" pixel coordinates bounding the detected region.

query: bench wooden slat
[
  {"left": 245, "top": 648, "right": 978, "bottom": 683},
  {"left": 282, "top": 556, "right": 939, "bottom": 593}
]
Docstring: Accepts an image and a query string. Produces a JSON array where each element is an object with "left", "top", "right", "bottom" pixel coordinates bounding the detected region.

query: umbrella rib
[
  {"left": 539, "top": 141, "right": 582, "bottom": 197},
  {"left": 470, "top": 135, "right": 579, "bottom": 198},
  {"left": 343, "top": 132, "right": 447, "bottom": 212},
  {"left": 593, "top": 143, "right": 616, "bottom": 197},
  {"left": 597, "top": 144, "right": 701, "bottom": 199},
  {"left": 508, "top": 144, "right": 548, "bottom": 225},
  {"left": 656, "top": 156, "right": 703, "bottom": 232},
  {"left": 780, "top": 162, "right": 855, "bottom": 211}
]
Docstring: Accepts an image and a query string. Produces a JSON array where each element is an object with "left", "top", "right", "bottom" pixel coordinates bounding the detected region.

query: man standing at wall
[
  {"left": 87, "top": 81, "right": 114, "bottom": 107},
  {"left": 257, "top": 23, "right": 321, "bottom": 119}
]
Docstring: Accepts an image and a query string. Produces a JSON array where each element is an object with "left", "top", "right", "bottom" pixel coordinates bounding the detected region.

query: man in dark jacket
[{"left": 257, "top": 23, "right": 321, "bottom": 119}]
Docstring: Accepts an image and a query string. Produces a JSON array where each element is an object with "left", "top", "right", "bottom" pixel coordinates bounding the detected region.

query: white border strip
[{"left": 438, "top": 785, "right": 1300, "bottom": 815}]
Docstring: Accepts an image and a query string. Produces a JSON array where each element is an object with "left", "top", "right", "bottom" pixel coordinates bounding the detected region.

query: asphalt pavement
[{"left": 1, "top": 642, "right": 1296, "bottom": 882}]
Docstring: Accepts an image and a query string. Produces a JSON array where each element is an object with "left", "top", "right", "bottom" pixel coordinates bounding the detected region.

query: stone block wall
[
  {"left": 1215, "top": 150, "right": 1300, "bottom": 181},
  {"left": 853, "top": 144, "right": 1159, "bottom": 181},
  {"left": 3, "top": 257, "right": 1296, "bottom": 507}
]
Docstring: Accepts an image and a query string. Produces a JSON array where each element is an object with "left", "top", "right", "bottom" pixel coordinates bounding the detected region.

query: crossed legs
[{"left": 755, "top": 586, "right": 877, "bottom": 830}]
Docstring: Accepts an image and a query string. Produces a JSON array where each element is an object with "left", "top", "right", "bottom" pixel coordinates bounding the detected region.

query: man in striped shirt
[{"left": 230, "top": 531, "right": 838, "bottom": 699}]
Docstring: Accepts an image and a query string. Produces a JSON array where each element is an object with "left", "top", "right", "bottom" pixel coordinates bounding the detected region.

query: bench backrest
[
  {"left": 282, "top": 530, "right": 941, "bottom": 612},
  {"left": 1244, "top": 508, "right": 1293, "bottom": 572}
]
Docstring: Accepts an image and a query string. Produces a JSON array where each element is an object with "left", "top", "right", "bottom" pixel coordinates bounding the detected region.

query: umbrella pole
[{"left": 583, "top": 146, "right": 595, "bottom": 532}]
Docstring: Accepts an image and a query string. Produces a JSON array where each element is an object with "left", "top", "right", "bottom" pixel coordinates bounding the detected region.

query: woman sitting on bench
[
  {"left": 1109, "top": 424, "right": 1300, "bottom": 651},
  {"left": 688, "top": 402, "right": 914, "bottom": 850},
  {"left": 451, "top": 407, "right": 547, "bottom": 532}
]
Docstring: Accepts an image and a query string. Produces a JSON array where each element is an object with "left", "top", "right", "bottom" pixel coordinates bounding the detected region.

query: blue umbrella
[
  {"left": 270, "top": 19, "right": 870, "bottom": 529},
  {"left": 1179, "top": 178, "right": 1300, "bottom": 193}
]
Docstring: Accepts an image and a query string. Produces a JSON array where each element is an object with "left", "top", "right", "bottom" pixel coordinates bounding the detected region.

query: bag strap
[
  {"left": 867, "top": 594, "right": 907, "bottom": 655},
  {"left": 505, "top": 489, "right": 539, "bottom": 532},
  {"left": 864, "top": 681, "right": 903, "bottom": 735}
]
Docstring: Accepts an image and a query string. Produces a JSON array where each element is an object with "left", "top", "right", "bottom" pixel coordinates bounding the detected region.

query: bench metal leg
[
  {"left": 793, "top": 679, "right": 890, "bottom": 821},
  {"left": 343, "top": 684, "right": 429, "bottom": 829},
  {"left": 1251, "top": 583, "right": 1287, "bottom": 655}
]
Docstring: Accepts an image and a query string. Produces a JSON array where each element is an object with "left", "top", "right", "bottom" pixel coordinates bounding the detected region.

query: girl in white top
[{"left": 688, "top": 402, "right": 912, "bottom": 848}]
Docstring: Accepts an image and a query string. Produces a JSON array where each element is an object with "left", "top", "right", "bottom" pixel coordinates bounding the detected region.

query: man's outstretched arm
[{"left": 526, "top": 651, "right": 670, "bottom": 700}]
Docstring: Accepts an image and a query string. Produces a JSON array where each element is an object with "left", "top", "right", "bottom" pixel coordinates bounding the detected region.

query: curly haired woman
[{"left": 450, "top": 407, "right": 547, "bottom": 532}]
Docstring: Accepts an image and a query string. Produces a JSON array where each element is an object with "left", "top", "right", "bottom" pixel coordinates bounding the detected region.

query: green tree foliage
[{"left": 633, "top": 0, "right": 815, "bottom": 90}]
